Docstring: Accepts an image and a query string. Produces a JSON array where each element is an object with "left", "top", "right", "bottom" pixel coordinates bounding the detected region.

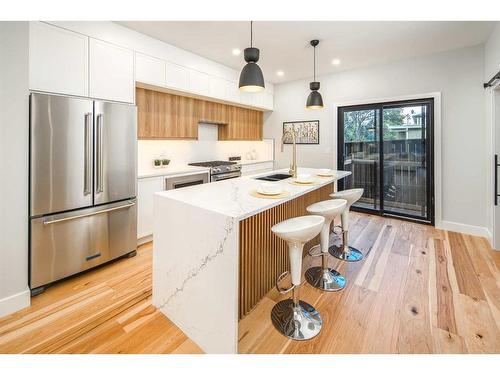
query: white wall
[
  {"left": 264, "top": 45, "right": 487, "bottom": 235},
  {"left": 484, "top": 21, "right": 500, "bottom": 246},
  {"left": 0, "top": 22, "right": 31, "bottom": 317},
  {"left": 485, "top": 22, "right": 500, "bottom": 81}
]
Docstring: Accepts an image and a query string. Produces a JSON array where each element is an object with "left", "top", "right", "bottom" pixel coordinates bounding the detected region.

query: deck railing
[{"left": 343, "top": 139, "right": 427, "bottom": 216}]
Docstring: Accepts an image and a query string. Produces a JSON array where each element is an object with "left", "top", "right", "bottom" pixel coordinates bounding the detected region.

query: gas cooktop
[{"left": 189, "top": 161, "right": 237, "bottom": 168}]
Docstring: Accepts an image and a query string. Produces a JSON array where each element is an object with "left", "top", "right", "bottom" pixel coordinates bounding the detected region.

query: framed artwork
[{"left": 282, "top": 120, "right": 320, "bottom": 144}]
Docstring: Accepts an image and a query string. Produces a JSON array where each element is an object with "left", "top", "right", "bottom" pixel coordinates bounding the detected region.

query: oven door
[
  {"left": 211, "top": 171, "right": 242, "bottom": 182},
  {"left": 165, "top": 172, "right": 209, "bottom": 190}
]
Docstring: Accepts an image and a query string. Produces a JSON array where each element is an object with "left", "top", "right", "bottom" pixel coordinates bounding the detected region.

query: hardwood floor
[
  {"left": 1, "top": 212, "right": 499, "bottom": 354},
  {"left": 0, "top": 243, "right": 201, "bottom": 354}
]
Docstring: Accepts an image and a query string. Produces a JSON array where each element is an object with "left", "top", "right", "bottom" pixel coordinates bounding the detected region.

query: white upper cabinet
[
  {"left": 33, "top": 22, "right": 273, "bottom": 109},
  {"left": 189, "top": 69, "right": 210, "bottom": 96},
  {"left": 263, "top": 92, "right": 274, "bottom": 110},
  {"left": 135, "top": 52, "right": 166, "bottom": 87},
  {"left": 224, "top": 80, "right": 241, "bottom": 103},
  {"left": 89, "top": 38, "right": 134, "bottom": 103},
  {"left": 209, "top": 76, "right": 226, "bottom": 100},
  {"left": 29, "top": 22, "right": 89, "bottom": 97},
  {"left": 165, "top": 62, "right": 189, "bottom": 91}
]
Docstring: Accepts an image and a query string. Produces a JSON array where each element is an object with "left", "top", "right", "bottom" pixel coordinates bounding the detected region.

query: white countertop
[
  {"left": 155, "top": 167, "right": 351, "bottom": 220},
  {"left": 138, "top": 165, "right": 210, "bottom": 179}
]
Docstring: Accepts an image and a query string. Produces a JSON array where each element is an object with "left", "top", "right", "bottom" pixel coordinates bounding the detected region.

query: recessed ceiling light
[
  {"left": 276, "top": 70, "right": 284, "bottom": 77},
  {"left": 232, "top": 48, "right": 241, "bottom": 56},
  {"left": 332, "top": 58, "right": 341, "bottom": 66}
]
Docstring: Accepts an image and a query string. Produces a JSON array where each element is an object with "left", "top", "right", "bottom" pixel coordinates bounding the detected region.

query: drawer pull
[
  {"left": 86, "top": 252, "right": 101, "bottom": 261},
  {"left": 43, "top": 201, "right": 135, "bottom": 225}
]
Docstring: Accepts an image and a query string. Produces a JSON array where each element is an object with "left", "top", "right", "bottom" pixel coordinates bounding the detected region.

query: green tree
[{"left": 344, "top": 108, "right": 404, "bottom": 142}]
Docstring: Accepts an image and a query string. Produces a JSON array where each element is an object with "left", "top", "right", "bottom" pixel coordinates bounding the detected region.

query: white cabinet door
[
  {"left": 135, "top": 52, "right": 166, "bottom": 87},
  {"left": 89, "top": 38, "right": 134, "bottom": 103},
  {"left": 225, "top": 80, "right": 241, "bottom": 103},
  {"left": 165, "top": 62, "right": 189, "bottom": 91},
  {"left": 263, "top": 92, "right": 274, "bottom": 110},
  {"left": 29, "top": 22, "right": 89, "bottom": 97},
  {"left": 209, "top": 76, "right": 226, "bottom": 100},
  {"left": 189, "top": 69, "right": 209, "bottom": 96},
  {"left": 137, "top": 176, "right": 164, "bottom": 240}
]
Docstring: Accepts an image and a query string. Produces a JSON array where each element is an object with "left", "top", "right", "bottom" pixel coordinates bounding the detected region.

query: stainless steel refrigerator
[{"left": 29, "top": 93, "right": 137, "bottom": 295}]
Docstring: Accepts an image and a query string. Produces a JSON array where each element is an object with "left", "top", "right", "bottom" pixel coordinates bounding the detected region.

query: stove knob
[{"left": 213, "top": 168, "right": 221, "bottom": 173}]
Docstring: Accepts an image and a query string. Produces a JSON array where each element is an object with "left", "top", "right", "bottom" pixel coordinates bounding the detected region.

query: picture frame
[{"left": 282, "top": 120, "right": 320, "bottom": 144}]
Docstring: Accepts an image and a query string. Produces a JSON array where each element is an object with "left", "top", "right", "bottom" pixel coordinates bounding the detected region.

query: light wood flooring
[{"left": 1, "top": 213, "right": 500, "bottom": 353}]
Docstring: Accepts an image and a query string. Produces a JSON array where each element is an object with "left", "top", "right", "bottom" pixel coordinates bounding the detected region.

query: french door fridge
[{"left": 29, "top": 93, "right": 137, "bottom": 294}]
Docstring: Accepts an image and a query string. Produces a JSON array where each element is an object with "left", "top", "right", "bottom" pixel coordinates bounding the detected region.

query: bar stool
[
  {"left": 328, "top": 188, "right": 364, "bottom": 262},
  {"left": 305, "top": 199, "right": 347, "bottom": 291},
  {"left": 271, "top": 215, "right": 325, "bottom": 340}
]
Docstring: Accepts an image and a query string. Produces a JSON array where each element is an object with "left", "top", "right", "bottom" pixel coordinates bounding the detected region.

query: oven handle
[{"left": 211, "top": 172, "right": 242, "bottom": 182}]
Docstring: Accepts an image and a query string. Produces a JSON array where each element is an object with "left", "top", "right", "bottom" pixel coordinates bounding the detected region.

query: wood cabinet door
[{"left": 175, "top": 96, "right": 198, "bottom": 138}]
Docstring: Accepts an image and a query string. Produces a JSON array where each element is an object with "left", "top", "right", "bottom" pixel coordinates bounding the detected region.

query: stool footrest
[
  {"left": 307, "top": 244, "right": 322, "bottom": 257},
  {"left": 331, "top": 225, "right": 344, "bottom": 235},
  {"left": 275, "top": 271, "right": 294, "bottom": 294}
]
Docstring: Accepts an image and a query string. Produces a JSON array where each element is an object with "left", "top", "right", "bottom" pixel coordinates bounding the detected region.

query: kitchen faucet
[{"left": 281, "top": 129, "right": 297, "bottom": 178}]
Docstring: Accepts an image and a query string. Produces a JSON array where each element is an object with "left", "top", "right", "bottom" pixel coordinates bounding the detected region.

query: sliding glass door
[{"left": 338, "top": 99, "right": 434, "bottom": 224}]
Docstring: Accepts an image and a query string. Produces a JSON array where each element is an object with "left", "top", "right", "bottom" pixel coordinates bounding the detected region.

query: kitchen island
[{"left": 152, "top": 168, "right": 350, "bottom": 353}]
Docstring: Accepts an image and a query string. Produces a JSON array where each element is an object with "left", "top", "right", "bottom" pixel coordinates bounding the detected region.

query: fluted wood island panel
[{"left": 239, "top": 182, "right": 334, "bottom": 318}]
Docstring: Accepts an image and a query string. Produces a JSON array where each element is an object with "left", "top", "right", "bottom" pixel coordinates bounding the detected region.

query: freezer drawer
[{"left": 30, "top": 200, "right": 137, "bottom": 289}]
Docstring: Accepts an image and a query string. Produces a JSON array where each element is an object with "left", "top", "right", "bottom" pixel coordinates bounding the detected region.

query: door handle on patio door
[
  {"left": 96, "top": 114, "right": 104, "bottom": 194},
  {"left": 495, "top": 154, "right": 499, "bottom": 206},
  {"left": 84, "top": 113, "right": 92, "bottom": 196}
]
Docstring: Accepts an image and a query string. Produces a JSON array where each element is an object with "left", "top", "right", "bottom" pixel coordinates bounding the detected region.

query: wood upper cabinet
[
  {"left": 218, "top": 106, "right": 263, "bottom": 141},
  {"left": 137, "top": 88, "right": 197, "bottom": 139},
  {"left": 137, "top": 87, "right": 263, "bottom": 140}
]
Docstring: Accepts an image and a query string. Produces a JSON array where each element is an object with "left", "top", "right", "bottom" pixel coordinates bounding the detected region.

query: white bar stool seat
[
  {"left": 271, "top": 215, "right": 325, "bottom": 340},
  {"left": 305, "top": 199, "right": 347, "bottom": 291},
  {"left": 329, "top": 188, "right": 364, "bottom": 262}
]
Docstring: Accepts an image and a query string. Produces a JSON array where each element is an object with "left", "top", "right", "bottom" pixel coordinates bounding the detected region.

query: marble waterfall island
[{"left": 152, "top": 168, "right": 350, "bottom": 353}]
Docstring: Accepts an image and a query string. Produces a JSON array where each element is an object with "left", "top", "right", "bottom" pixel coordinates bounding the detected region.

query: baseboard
[
  {"left": 438, "top": 220, "right": 490, "bottom": 238},
  {"left": 0, "top": 288, "right": 30, "bottom": 318},
  {"left": 138, "top": 234, "right": 153, "bottom": 246}
]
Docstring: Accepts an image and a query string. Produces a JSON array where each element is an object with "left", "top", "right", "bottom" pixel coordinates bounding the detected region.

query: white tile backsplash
[{"left": 137, "top": 137, "right": 274, "bottom": 175}]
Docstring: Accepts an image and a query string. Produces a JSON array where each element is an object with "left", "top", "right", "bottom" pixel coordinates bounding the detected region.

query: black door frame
[{"left": 337, "top": 98, "right": 435, "bottom": 225}]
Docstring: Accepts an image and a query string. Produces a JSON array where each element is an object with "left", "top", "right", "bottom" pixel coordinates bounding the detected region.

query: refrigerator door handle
[
  {"left": 43, "top": 201, "right": 136, "bottom": 225},
  {"left": 84, "top": 112, "right": 92, "bottom": 195},
  {"left": 96, "top": 113, "right": 104, "bottom": 193}
]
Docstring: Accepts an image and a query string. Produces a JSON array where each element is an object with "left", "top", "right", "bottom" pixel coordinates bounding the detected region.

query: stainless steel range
[{"left": 188, "top": 161, "right": 242, "bottom": 182}]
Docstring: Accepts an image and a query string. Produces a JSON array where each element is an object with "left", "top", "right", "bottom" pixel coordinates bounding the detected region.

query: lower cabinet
[{"left": 137, "top": 176, "right": 164, "bottom": 241}]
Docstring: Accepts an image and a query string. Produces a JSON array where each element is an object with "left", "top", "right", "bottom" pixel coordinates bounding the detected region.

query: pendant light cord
[
  {"left": 250, "top": 21, "right": 253, "bottom": 48},
  {"left": 313, "top": 45, "right": 316, "bottom": 81}
]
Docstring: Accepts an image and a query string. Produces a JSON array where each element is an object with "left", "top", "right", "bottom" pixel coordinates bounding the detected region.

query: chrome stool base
[
  {"left": 328, "top": 244, "right": 364, "bottom": 262},
  {"left": 305, "top": 266, "right": 346, "bottom": 291},
  {"left": 271, "top": 299, "right": 323, "bottom": 340}
]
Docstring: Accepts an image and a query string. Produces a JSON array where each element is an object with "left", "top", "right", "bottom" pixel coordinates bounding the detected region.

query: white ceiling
[{"left": 117, "top": 21, "right": 495, "bottom": 83}]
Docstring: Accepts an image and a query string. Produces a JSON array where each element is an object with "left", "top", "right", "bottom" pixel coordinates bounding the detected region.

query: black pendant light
[
  {"left": 306, "top": 39, "right": 324, "bottom": 109},
  {"left": 239, "top": 21, "right": 265, "bottom": 92}
]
